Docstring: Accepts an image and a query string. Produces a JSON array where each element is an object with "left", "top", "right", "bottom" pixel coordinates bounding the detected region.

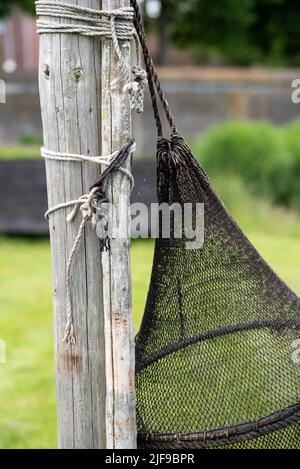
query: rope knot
[
  {"left": 125, "top": 66, "right": 148, "bottom": 113},
  {"left": 44, "top": 140, "right": 135, "bottom": 348},
  {"left": 36, "top": 1, "right": 149, "bottom": 115},
  {"left": 65, "top": 188, "right": 101, "bottom": 227}
]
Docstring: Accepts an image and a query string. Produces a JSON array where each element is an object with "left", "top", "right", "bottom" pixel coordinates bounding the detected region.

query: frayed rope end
[{"left": 62, "top": 324, "right": 76, "bottom": 348}]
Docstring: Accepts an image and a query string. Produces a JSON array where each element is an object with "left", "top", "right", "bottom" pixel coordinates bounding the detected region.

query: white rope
[
  {"left": 43, "top": 143, "right": 135, "bottom": 347},
  {"left": 110, "top": 12, "right": 131, "bottom": 85},
  {"left": 124, "top": 65, "right": 148, "bottom": 114},
  {"left": 35, "top": 1, "right": 134, "bottom": 19},
  {"left": 35, "top": 1, "right": 147, "bottom": 113},
  {"left": 63, "top": 188, "right": 99, "bottom": 347},
  {"left": 41, "top": 147, "right": 134, "bottom": 187},
  {"left": 35, "top": 1, "right": 134, "bottom": 35}
]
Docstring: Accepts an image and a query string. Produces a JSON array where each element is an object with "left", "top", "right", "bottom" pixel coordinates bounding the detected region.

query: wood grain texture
[
  {"left": 101, "top": 0, "right": 137, "bottom": 450},
  {"left": 38, "top": 0, "right": 135, "bottom": 448}
]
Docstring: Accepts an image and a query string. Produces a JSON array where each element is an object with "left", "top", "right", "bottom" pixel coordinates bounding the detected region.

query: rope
[
  {"left": 41, "top": 147, "right": 134, "bottom": 188},
  {"left": 130, "top": 0, "right": 177, "bottom": 135},
  {"left": 124, "top": 65, "right": 148, "bottom": 114},
  {"left": 44, "top": 141, "right": 136, "bottom": 347},
  {"left": 35, "top": 1, "right": 147, "bottom": 113},
  {"left": 64, "top": 190, "right": 98, "bottom": 347},
  {"left": 35, "top": 2, "right": 134, "bottom": 37}
]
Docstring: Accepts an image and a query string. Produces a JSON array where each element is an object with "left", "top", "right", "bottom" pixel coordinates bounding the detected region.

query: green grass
[
  {"left": 0, "top": 145, "right": 41, "bottom": 160},
  {"left": 0, "top": 176, "right": 299, "bottom": 448},
  {"left": 0, "top": 236, "right": 155, "bottom": 449},
  {"left": 0, "top": 238, "right": 55, "bottom": 448}
]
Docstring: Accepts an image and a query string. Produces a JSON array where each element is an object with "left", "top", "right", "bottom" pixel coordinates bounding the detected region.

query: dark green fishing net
[
  {"left": 135, "top": 134, "right": 300, "bottom": 449},
  {"left": 130, "top": 0, "right": 300, "bottom": 449}
]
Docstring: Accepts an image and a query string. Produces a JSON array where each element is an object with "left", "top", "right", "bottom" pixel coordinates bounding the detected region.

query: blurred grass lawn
[
  {"left": 0, "top": 176, "right": 300, "bottom": 448},
  {"left": 0, "top": 145, "right": 40, "bottom": 160}
]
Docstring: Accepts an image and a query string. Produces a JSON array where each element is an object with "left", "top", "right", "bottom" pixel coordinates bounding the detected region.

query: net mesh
[{"left": 135, "top": 134, "right": 300, "bottom": 449}]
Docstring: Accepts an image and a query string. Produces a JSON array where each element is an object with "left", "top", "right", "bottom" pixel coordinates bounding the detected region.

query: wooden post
[
  {"left": 101, "top": 0, "right": 136, "bottom": 449},
  {"left": 37, "top": 0, "right": 136, "bottom": 448}
]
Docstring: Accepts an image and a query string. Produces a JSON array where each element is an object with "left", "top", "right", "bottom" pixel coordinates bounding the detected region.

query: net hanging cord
[
  {"left": 42, "top": 142, "right": 136, "bottom": 347},
  {"left": 130, "top": 0, "right": 177, "bottom": 136},
  {"left": 35, "top": 1, "right": 147, "bottom": 113}
]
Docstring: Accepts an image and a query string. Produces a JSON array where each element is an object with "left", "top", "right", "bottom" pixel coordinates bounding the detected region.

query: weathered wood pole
[{"left": 37, "top": 0, "right": 136, "bottom": 448}]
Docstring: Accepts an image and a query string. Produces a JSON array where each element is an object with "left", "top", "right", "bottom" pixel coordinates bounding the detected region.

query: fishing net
[{"left": 131, "top": 0, "right": 300, "bottom": 449}]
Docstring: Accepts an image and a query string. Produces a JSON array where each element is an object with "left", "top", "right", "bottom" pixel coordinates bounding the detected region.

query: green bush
[
  {"left": 19, "top": 133, "right": 43, "bottom": 146},
  {"left": 193, "top": 120, "right": 298, "bottom": 207},
  {"left": 282, "top": 121, "right": 300, "bottom": 208}
]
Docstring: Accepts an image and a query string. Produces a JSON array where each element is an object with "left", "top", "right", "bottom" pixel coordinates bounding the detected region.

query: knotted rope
[
  {"left": 130, "top": 0, "right": 177, "bottom": 134},
  {"left": 41, "top": 146, "right": 134, "bottom": 191},
  {"left": 35, "top": 1, "right": 147, "bottom": 113},
  {"left": 35, "top": 1, "right": 134, "bottom": 37},
  {"left": 125, "top": 65, "right": 148, "bottom": 114},
  {"left": 43, "top": 141, "right": 136, "bottom": 347}
]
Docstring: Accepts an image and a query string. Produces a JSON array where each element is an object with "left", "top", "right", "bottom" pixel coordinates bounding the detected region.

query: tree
[
  {"left": 170, "top": 0, "right": 256, "bottom": 65},
  {"left": 251, "top": 0, "right": 300, "bottom": 65},
  {"left": 148, "top": 0, "right": 300, "bottom": 66},
  {"left": 0, "top": 0, "right": 35, "bottom": 18}
]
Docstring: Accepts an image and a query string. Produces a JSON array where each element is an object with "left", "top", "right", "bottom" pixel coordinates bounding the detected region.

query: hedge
[{"left": 193, "top": 120, "right": 300, "bottom": 208}]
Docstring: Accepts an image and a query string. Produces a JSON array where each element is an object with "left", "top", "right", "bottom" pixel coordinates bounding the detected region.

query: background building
[{"left": 0, "top": 7, "right": 38, "bottom": 74}]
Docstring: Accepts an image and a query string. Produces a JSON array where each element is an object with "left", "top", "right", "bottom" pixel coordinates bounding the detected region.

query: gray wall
[
  {"left": 1, "top": 68, "right": 300, "bottom": 156},
  {"left": 0, "top": 159, "right": 156, "bottom": 235},
  {"left": 0, "top": 71, "right": 41, "bottom": 143},
  {"left": 1, "top": 67, "right": 299, "bottom": 235}
]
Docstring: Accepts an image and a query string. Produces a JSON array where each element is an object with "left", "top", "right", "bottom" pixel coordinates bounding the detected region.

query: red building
[{"left": 0, "top": 8, "right": 38, "bottom": 73}]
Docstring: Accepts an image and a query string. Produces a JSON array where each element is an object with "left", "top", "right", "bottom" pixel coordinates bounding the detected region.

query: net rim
[{"left": 137, "top": 402, "right": 300, "bottom": 449}]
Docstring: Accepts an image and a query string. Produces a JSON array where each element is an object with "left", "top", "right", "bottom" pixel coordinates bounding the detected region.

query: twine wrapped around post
[
  {"left": 35, "top": 0, "right": 147, "bottom": 113},
  {"left": 43, "top": 140, "right": 135, "bottom": 347}
]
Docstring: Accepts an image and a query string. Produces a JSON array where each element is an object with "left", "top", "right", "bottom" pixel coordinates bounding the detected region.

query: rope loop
[
  {"left": 43, "top": 140, "right": 135, "bottom": 347},
  {"left": 35, "top": 0, "right": 147, "bottom": 113}
]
